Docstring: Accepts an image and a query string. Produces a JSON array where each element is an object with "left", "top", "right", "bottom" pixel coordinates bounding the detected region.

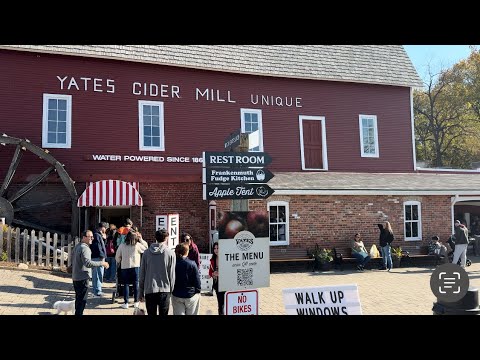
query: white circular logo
[
  {"left": 234, "top": 230, "right": 255, "bottom": 251},
  {"left": 256, "top": 169, "right": 265, "bottom": 181}
]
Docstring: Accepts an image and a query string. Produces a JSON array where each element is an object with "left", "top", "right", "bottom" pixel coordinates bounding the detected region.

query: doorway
[{"left": 100, "top": 207, "right": 131, "bottom": 229}]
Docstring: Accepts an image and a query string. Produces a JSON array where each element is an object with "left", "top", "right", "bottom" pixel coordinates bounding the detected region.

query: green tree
[{"left": 414, "top": 65, "right": 469, "bottom": 168}]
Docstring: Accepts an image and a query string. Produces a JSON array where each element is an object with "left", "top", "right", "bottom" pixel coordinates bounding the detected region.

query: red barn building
[{"left": 1, "top": 45, "right": 480, "bottom": 254}]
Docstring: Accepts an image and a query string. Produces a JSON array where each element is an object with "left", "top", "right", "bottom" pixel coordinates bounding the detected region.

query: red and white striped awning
[{"left": 77, "top": 180, "right": 143, "bottom": 207}]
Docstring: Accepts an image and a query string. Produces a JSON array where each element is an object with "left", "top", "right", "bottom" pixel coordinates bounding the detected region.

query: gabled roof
[
  {"left": 0, "top": 45, "right": 422, "bottom": 88},
  {"left": 270, "top": 172, "right": 480, "bottom": 195}
]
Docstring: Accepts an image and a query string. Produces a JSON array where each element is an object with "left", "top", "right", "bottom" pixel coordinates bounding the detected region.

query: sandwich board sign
[
  {"left": 282, "top": 284, "right": 362, "bottom": 315},
  {"left": 218, "top": 230, "right": 270, "bottom": 292},
  {"left": 155, "top": 214, "right": 179, "bottom": 249},
  {"left": 199, "top": 253, "right": 213, "bottom": 292}
]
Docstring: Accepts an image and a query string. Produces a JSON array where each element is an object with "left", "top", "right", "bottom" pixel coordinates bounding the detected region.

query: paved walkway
[{"left": 1, "top": 258, "right": 480, "bottom": 315}]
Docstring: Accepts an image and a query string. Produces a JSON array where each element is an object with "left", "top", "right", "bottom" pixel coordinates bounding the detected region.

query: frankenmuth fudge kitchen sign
[
  {"left": 218, "top": 230, "right": 270, "bottom": 292},
  {"left": 282, "top": 284, "right": 362, "bottom": 315},
  {"left": 203, "top": 152, "right": 275, "bottom": 200}
]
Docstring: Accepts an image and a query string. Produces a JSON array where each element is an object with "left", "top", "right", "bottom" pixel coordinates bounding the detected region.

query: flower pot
[
  {"left": 392, "top": 257, "right": 401, "bottom": 268},
  {"left": 320, "top": 261, "right": 332, "bottom": 271}
]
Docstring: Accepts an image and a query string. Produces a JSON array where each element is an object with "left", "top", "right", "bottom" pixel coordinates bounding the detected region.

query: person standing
[
  {"left": 115, "top": 230, "right": 148, "bottom": 309},
  {"left": 181, "top": 233, "right": 200, "bottom": 269},
  {"left": 172, "top": 243, "right": 201, "bottom": 315},
  {"left": 71, "top": 230, "right": 109, "bottom": 315},
  {"left": 351, "top": 233, "right": 371, "bottom": 271},
  {"left": 104, "top": 224, "right": 117, "bottom": 282},
  {"left": 452, "top": 220, "right": 469, "bottom": 268},
  {"left": 209, "top": 242, "right": 225, "bottom": 315},
  {"left": 91, "top": 222, "right": 108, "bottom": 296},
  {"left": 139, "top": 229, "right": 176, "bottom": 316},
  {"left": 378, "top": 221, "right": 394, "bottom": 271}
]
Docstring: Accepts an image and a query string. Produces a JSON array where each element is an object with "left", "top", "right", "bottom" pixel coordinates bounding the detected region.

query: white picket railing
[{"left": 0, "top": 226, "right": 79, "bottom": 269}]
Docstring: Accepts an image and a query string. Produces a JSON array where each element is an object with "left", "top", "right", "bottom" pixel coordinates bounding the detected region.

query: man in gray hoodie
[
  {"left": 72, "top": 230, "right": 109, "bottom": 315},
  {"left": 139, "top": 229, "right": 176, "bottom": 316}
]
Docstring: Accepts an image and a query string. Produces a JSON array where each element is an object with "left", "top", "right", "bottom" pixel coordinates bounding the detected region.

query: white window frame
[
  {"left": 359, "top": 114, "right": 379, "bottom": 158},
  {"left": 240, "top": 108, "right": 263, "bottom": 152},
  {"left": 299, "top": 115, "right": 328, "bottom": 171},
  {"left": 139, "top": 100, "right": 165, "bottom": 151},
  {"left": 42, "top": 93, "right": 72, "bottom": 148},
  {"left": 404, "top": 201, "right": 422, "bottom": 241},
  {"left": 268, "top": 200, "right": 289, "bottom": 246}
]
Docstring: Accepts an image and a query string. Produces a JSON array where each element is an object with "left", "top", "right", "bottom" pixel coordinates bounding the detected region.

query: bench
[
  {"left": 401, "top": 245, "right": 444, "bottom": 266},
  {"left": 333, "top": 247, "right": 384, "bottom": 270},
  {"left": 270, "top": 247, "right": 314, "bottom": 271}
]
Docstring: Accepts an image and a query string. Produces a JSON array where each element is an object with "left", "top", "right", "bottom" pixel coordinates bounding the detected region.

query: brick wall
[
  {"left": 249, "top": 195, "right": 453, "bottom": 252},
  {"left": 7, "top": 180, "right": 456, "bottom": 254},
  {"left": 136, "top": 183, "right": 209, "bottom": 252}
]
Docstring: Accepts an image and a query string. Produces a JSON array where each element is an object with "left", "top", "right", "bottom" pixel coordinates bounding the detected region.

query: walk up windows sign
[
  {"left": 218, "top": 230, "right": 270, "bottom": 292},
  {"left": 282, "top": 284, "right": 362, "bottom": 315}
]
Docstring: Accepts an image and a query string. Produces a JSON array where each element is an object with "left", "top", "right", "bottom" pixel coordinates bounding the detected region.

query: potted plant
[
  {"left": 310, "top": 244, "right": 333, "bottom": 271},
  {"left": 391, "top": 246, "right": 402, "bottom": 268}
]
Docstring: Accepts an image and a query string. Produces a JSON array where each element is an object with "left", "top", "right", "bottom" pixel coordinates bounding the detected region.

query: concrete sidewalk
[{"left": 1, "top": 258, "right": 479, "bottom": 315}]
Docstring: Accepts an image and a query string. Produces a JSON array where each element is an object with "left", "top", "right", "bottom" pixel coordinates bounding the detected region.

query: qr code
[{"left": 237, "top": 268, "right": 253, "bottom": 286}]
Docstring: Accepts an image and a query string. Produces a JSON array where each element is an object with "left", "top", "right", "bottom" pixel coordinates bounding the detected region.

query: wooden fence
[{"left": 0, "top": 226, "right": 79, "bottom": 269}]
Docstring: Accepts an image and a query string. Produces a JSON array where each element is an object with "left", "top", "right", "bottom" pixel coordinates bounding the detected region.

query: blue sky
[{"left": 403, "top": 45, "right": 474, "bottom": 82}]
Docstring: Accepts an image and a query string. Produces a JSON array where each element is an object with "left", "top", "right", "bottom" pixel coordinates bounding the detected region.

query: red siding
[{"left": 0, "top": 49, "right": 414, "bottom": 183}]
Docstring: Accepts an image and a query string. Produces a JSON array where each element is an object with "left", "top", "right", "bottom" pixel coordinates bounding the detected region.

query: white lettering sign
[
  {"left": 155, "top": 214, "right": 179, "bottom": 249},
  {"left": 56, "top": 76, "right": 305, "bottom": 109},
  {"left": 156, "top": 215, "right": 167, "bottom": 232},
  {"left": 57, "top": 75, "right": 115, "bottom": 93},
  {"left": 250, "top": 94, "right": 302, "bottom": 108},
  {"left": 195, "top": 88, "right": 236, "bottom": 103},
  {"left": 89, "top": 155, "right": 203, "bottom": 163},
  {"left": 168, "top": 214, "right": 179, "bottom": 249},
  {"left": 282, "top": 284, "right": 362, "bottom": 315},
  {"left": 199, "top": 253, "right": 213, "bottom": 292},
  {"left": 218, "top": 231, "right": 270, "bottom": 292},
  {"left": 132, "top": 82, "right": 180, "bottom": 98}
]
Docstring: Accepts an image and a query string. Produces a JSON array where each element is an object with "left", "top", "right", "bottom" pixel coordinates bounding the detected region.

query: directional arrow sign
[
  {"left": 205, "top": 167, "right": 274, "bottom": 184},
  {"left": 224, "top": 129, "right": 241, "bottom": 151},
  {"left": 204, "top": 151, "right": 272, "bottom": 167},
  {"left": 205, "top": 184, "right": 274, "bottom": 200}
]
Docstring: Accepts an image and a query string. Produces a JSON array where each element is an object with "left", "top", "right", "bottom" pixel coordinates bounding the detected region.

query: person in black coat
[
  {"left": 91, "top": 222, "right": 108, "bottom": 296},
  {"left": 171, "top": 243, "right": 201, "bottom": 315},
  {"left": 378, "top": 221, "right": 394, "bottom": 271}
]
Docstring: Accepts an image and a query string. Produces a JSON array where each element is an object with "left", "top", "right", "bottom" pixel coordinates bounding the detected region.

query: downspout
[{"left": 410, "top": 87, "right": 417, "bottom": 171}]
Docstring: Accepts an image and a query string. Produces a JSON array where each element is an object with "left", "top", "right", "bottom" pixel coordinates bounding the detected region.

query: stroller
[
  {"left": 111, "top": 265, "right": 134, "bottom": 304},
  {"left": 447, "top": 236, "right": 472, "bottom": 267}
]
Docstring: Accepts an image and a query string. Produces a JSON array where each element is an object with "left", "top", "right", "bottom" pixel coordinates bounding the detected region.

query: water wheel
[{"left": 0, "top": 134, "right": 78, "bottom": 235}]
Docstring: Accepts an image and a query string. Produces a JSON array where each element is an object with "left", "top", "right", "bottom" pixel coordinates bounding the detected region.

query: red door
[{"left": 302, "top": 119, "right": 323, "bottom": 169}]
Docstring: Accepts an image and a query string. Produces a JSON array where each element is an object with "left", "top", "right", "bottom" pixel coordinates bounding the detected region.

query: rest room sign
[{"left": 156, "top": 214, "right": 179, "bottom": 249}]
